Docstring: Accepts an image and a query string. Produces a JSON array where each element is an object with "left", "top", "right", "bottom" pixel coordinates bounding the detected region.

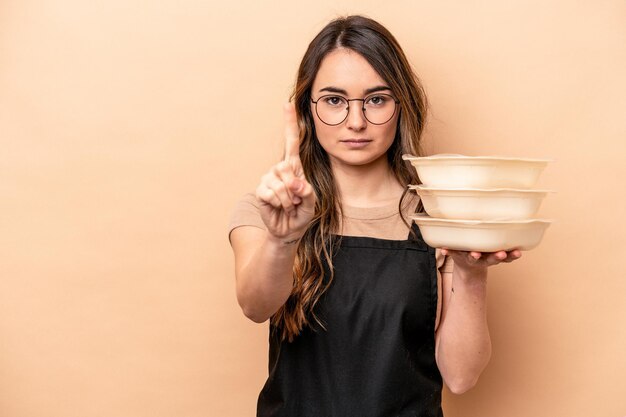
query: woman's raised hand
[{"left": 256, "top": 103, "right": 316, "bottom": 242}]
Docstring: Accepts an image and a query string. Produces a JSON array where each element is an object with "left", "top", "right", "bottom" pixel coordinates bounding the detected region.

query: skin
[
  {"left": 230, "top": 48, "right": 521, "bottom": 395},
  {"left": 311, "top": 49, "right": 405, "bottom": 207}
]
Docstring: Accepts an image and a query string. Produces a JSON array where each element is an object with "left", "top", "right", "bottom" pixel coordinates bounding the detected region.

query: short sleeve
[
  {"left": 228, "top": 193, "right": 267, "bottom": 241},
  {"left": 435, "top": 248, "right": 454, "bottom": 274}
]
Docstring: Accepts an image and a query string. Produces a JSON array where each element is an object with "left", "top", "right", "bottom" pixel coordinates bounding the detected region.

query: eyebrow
[{"left": 318, "top": 85, "right": 392, "bottom": 95}]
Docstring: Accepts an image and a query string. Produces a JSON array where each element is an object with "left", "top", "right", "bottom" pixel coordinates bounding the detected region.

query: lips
[
  {"left": 340, "top": 138, "right": 372, "bottom": 149},
  {"left": 340, "top": 139, "right": 372, "bottom": 143}
]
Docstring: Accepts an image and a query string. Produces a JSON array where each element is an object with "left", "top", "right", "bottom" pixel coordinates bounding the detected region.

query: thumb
[
  {"left": 288, "top": 178, "right": 315, "bottom": 206},
  {"left": 288, "top": 177, "right": 305, "bottom": 195}
]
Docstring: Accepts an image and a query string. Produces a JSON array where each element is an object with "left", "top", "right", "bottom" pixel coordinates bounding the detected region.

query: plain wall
[{"left": 1, "top": 1, "right": 625, "bottom": 416}]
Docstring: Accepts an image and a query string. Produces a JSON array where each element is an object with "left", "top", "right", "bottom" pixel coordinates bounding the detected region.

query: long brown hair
[{"left": 271, "top": 15, "right": 428, "bottom": 341}]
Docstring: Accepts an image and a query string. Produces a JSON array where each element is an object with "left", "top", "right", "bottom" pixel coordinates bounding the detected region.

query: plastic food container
[
  {"left": 410, "top": 214, "right": 552, "bottom": 252},
  {"left": 402, "top": 154, "right": 550, "bottom": 189},
  {"left": 409, "top": 185, "right": 552, "bottom": 220}
]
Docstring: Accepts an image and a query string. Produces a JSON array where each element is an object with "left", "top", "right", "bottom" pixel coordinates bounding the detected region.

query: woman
[{"left": 228, "top": 15, "right": 521, "bottom": 417}]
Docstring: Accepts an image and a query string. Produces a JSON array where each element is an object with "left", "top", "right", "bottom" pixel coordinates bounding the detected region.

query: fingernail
[{"left": 293, "top": 179, "right": 303, "bottom": 193}]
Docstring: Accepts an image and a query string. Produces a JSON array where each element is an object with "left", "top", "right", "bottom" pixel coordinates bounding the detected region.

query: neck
[{"left": 331, "top": 155, "right": 404, "bottom": 208}]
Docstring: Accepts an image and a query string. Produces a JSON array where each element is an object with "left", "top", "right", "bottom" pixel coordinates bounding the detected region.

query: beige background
[{"left": 1, "top": 1, "right": 625, "bottom": 416}]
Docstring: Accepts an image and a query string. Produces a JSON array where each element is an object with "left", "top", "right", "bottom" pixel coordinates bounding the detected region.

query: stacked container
[{"left": 402, "top": 154, "right": 553, "bottom": 252}]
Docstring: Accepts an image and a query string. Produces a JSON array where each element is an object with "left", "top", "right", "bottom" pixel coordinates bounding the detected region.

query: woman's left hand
[{"left": 440, "top": 248, "right": 522, "bottom": 274}]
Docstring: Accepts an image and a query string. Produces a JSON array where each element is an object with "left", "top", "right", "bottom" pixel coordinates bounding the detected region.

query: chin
[{"left": 330, "top": 151, "right": 388, "bottom": 167}]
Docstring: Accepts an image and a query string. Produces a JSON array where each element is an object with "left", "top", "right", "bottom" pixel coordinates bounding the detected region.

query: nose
[{"left": 345, "top": 100, "right": 367, "bottom": 131}]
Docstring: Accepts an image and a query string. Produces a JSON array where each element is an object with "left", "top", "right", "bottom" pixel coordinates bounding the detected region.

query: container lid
[
  {"left": 402, "top": 153, "right": 553, "bottom": 164},
  {"left": 408, "top": 184, "right": 555, "bottom": 194},
  {"left": 410, "top": 213, "right": 553, "bottom": 226}
]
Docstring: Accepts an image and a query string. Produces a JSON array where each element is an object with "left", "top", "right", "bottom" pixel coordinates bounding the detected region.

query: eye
[
  {"left": 322, "top": 95, "right": 347, "bottom": 107},
  {"left": 365, "top": 95, "right": 388, "bottom": 106}
]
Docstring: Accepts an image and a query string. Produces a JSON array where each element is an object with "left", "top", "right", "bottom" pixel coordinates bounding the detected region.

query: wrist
[
  {"left": 453, "top": 264, "right": 488, "bottom": 287},
  {"left": 265, "top": 232, "right": 303, "bottom": 247}
]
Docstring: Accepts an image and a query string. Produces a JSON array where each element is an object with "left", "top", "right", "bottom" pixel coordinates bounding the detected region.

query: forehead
[{"left": 312, "top": 48, "right": 387, "bottom": 94}]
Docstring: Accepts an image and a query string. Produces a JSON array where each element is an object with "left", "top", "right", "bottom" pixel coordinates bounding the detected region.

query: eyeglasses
[{"left": 310, "top": 93, "right": 400, "bottom": 126}]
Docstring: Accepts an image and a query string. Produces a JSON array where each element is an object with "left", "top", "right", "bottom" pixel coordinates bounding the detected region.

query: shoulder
[
  {"left": 403, "top": 193, "right": 454, "bottom": 273},
  {"left": 401, "top": 192, "right": 420, "bottom": 220}
]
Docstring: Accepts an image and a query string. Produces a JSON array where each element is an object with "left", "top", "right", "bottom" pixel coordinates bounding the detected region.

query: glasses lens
[
  {"left": 314, "top": 94, "right": 398, "bottom": 125},
  {"left": 363, "top": 94, "right": 397, "bottom": 125},
  {"left": 315, "top": 95, "right": 349, "bottom": 125}
]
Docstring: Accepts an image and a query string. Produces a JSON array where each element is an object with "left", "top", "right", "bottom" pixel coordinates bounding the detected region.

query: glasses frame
[{"left": 310, "top": 93, "right": 400, "bottom": 126}]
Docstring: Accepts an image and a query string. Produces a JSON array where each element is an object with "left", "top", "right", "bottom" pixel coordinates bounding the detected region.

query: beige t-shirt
[{"left": 228, "top": 192, "right": 454, "bottom": 275}]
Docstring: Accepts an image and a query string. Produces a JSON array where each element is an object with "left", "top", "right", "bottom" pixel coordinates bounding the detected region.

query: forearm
[
  {"left": 236, "top": 233, "right": 299, "bottom": 323},
  {"left": 435, "top": 267, "right": 492, "bottom": 394}
]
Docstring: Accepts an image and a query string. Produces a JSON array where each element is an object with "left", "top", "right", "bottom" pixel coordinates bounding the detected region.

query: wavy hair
[{"left": 271, "top": 15, "right": 428, "bottom": 341}]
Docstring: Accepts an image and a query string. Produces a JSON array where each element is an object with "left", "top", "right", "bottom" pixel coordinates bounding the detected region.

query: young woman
[{"left": 229, "top": 15, "right": 521, "bottom": 417}]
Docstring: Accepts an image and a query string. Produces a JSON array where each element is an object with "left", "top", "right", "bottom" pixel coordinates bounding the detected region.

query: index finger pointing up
[{"left": 283, "top": 102, "right": 301, "bottom": 161}]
